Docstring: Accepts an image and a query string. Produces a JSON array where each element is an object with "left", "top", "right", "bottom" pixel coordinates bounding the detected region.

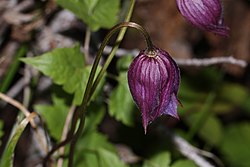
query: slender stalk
[
  {"left": 44, "top": 0, "right": 155, "bottom": 165},
  {"left": 89, "top": 22, "right": 153, "bottom": 102},
  {"left": 67, "top": 1, "right": 151, "bottom": 166},
  {"left": 83, "top": 27, "right": 91, "bottom": 64},
  {"left": 68, "top": 21, "right": 154, "bottom": 166},
  {"left": 43, "top": 108, "right": 80, "bottom": 166},
  {"left": 0, "top": 92, "right": 36, "bottom": 128},
  {"left": 57, "top": 105, "right": 76, "bottom": 167},
  {"left": 82, "top": 22, "right": 154, "bottom": 109}
]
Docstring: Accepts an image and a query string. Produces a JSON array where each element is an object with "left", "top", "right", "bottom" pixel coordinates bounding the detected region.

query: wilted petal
[
  {"left": 176, "top": 0, "right": 230, "bottom": 36},
  {"left": 127, "top": 47, "right": 180, "bottom": 133}
]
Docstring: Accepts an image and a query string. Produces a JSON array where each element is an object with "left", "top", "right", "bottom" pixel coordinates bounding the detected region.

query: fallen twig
[
  {"left": 0, "top": 92, "right": 36, "bottom": 128},
  {"left": 103, "top": 46, "right": 248, "bottom": 67},
  {"left": 159, "top": 128, "right": 224, "bottom": 167}
]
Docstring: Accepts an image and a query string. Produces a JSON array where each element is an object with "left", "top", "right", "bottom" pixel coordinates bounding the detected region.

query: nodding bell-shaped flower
[
  {"left": 176, "top": 0, "right": 230, "bottom": 37},
  {"left": 128, "top": 46, "right": 180, "bottom": 133}
]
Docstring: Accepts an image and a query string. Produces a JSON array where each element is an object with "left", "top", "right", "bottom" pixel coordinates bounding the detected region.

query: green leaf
[
  {"left": 35, "top": 95, "right": 69, "bottom": 140},
  {"left": 84, "top": 102, "right": 105, "bottom": 133},
  {"left": 186, "top": 112, "right": 223, "bottom": 146},
  {"left": 220, "top": 123, "right": 250, "bottom": 167},
  {"left": 21, "top": 44, "right": 103, "bottom": 105},
  {"left": 75, "top": 131, "right": 116, "bottom": 166},
  {"left": 143, "top": 151, "right": 171, "bottom": 167},
  {"left": 219, "top": 82, "right": 249, "bottom": 106},
  {"left": 75, "top": 152, "right": 99, "bottom": 167},
  {"left": 171, "top": 159, "right": 197, "bottom": 167},
  {"left": 116, "top": 55, "right": 133, "bottom": 72},
  {"left": 78, "top": 131, "right": 115, "bottom": 152},
  {"left": 56, "top": 0, "right": 120, "bottom": 31},
  {"left": 109, "top": 72, "right": 136, "bottom": 126},
  {"left": 198, "top": 115, "right": 223, "bottom": 146},
  {"left": 0, "top": 116, "right": 31, "bottom": 167},
  {"left": 97, "top": 148, "right": 128, "bottom": 167}
]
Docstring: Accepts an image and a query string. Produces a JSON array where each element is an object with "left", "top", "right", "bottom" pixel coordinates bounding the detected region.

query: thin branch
[
  {"left": 0, "top": 92, "right": 36, "bottom": 128},
  {"left": 102, "top": 46, "right": 248, "bottom": 67},
  {"left": 43, "top": 107, "right": 80, "bottom": 167},
  {"left": 175, "top": 56, "right": 247, "bottom": 67},
  {"left": 83, "top": 27, "right": 91, "bottom": 64},
  {"left": 171, "top": 133, "right": 215, "bottom": 167},
  {"left": 57, "top": 105, "right": 76, "bottom": 167},
  {"left": 160, "top": 128, "right": 224, "bottom": 167}
]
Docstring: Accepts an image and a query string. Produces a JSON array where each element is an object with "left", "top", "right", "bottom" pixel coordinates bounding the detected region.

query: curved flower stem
[
  {"left": 68, "top": 23, "right": 153, "bottom": 167},
  {"left": 84, "top": 22, "right": 154, "bottom": 107},
  {"left": 67, "top": 1, "right": 146, "bottom": 166},
  {"left": 68, "top": 9, "right": 156, "bottom": 167},
  {"left": 89, "top": 22, "right": 154, "bottom": 102},
  {"left": 44, "top": 1, "right": 137, "bottom": 165}
]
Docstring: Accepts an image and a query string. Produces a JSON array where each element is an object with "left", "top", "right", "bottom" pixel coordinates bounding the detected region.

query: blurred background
[{"left": 0, "top": 0, "right": 249, "bottom": 167}]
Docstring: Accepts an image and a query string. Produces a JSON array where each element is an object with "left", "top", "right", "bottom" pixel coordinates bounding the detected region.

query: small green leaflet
[
  {"left": 35, "top": 95, "right": 69, "bottom": 140},
  {"left": 171, "top": 159, "right": 197, "bottom": 167},
  {"left": 21, "top": 44, "right": 103, "bottom": 105},
  {"left": 143, "top": 151, "right": 171, "bottom": 167},
  {"left": 220, "top": 123, "right": 250, "bottom": 167},
  {"left": 109, "top": 72, "right": 136, "bottom": 126},
  {"left": 56, "top": 0, "right": 120, "bottom": 31},
  {"left": 97, "top": 148, "right": 128, "bottom": 167},
  {"left": 75, "top": 131, "right": 127, "bottom": 167}
]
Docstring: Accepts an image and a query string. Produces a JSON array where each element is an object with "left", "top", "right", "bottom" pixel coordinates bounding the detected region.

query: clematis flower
[
  {"left": 176, "top": 0, "right": 230, "bottom": 36},
  {"left": 127, "top": 46, "right": 180, "bottom": 133}
]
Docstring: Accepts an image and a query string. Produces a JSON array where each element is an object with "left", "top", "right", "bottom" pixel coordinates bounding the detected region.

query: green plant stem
[
  {"left": 68, "top": 21, "right": 153, "bottom": 166},
  {"left": 43, "top": 0, "right": 154, "bottom": 165},
  {"left": 43, "top": 107, "right": 80, "bottom": 166},
  {"left": 89, "top": 22, "right": 153, "bottom": 102},
  {"left": 67, "top": 1, "right": 156, "bottom": 166},
  {"left": 83, "top": 22, "right": 153, "bottom": 108}
]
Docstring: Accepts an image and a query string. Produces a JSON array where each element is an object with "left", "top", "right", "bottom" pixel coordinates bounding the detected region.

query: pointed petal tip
[
  {"left": 212, "top": 26, "right": 230, "bottom": 37},
  {"left": 143, "top": 120, "right": 148, "bottom": 135},
  {"left": 144, "top": 127, "right": 147, "bottom": 135}
]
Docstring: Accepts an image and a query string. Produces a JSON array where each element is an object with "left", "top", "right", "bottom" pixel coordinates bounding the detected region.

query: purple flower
[
  {"left": 176, "top": 0, "right": 230, "bottom": 36},
  {"left": 127, "top": 46, "right": 180, "bottom": 133}
]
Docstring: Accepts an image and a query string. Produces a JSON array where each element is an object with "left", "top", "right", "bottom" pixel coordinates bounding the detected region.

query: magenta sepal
[
  {"left": 128, "top": 47, "right": 181, "bottom": 133},
  {"left": 176, "top": 0, "right": 230, "bottom": 37}
]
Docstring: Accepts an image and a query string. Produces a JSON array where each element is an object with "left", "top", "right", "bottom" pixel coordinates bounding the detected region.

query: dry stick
[
  {"left": 175, "top": 56, "right": 247, "bottom": 67},
  {"left": 0, "top": 92, "right": 36, "bottom": 128},
  {"left": 57, "top": 105, "right": 76, "bottom": 167},
  {"left": 172, "top": 133, "right": 215, "bottom": 167},
  {"left": 83, "top": 27, "right": 91, "bottom": 64},
  {"left": 160, "top": 129, "right": 220, "bottom": 167},
  {"left": 102, "top": 46, "right": 248, "bottom": 67},
  {"left": 43, "top": 107, "right": 80, "bottom": 166},
  {"left": 24, "top": 65, "right": 49, "bottom": 155}
]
